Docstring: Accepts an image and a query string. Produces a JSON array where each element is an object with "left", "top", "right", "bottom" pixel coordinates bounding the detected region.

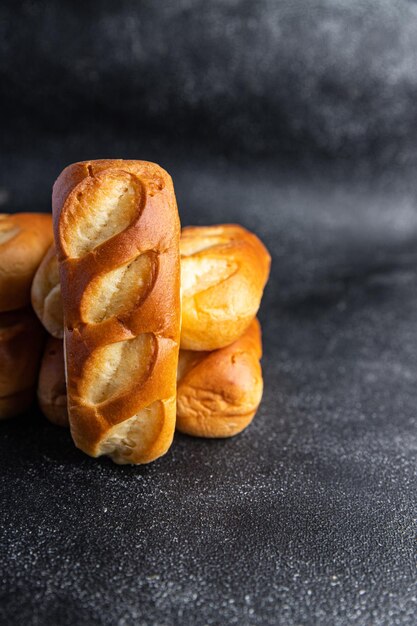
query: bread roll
[
  {"left": 180, "top": 224, "right": 270, "bottom": 350},
  {"left": 37, "top": 336, "right": 68, "bottom": 427},
  {"left": 0, "top": 213, "right": 53, "bottom": 312},
  {"left": 39, "top": 319, "right": 263, "bottom": 438},
  {"left": 52, "top": 159, "right": 181, "bottom": 464},
  {"left": 177, "top": 319, "right": 263, "bottom": 438},
  {"left": 0, "top": 308, "right": 46, "bottom": 419},
  {"left": 31, "top": 245, "right": 63, "bottom": 339}
]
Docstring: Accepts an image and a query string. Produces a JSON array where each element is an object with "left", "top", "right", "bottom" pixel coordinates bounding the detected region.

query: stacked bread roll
[
  {"left": 2, "top": 159, "right": 270, "bottom": 464},
  {"left": 177, "top": 225, "right": 269, "bottom": 437},
  {"left": 0, "top": 214, "right": 52, "bottom": 418}
]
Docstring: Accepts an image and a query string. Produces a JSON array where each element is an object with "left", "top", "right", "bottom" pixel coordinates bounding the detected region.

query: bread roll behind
[
  {"left": 0, "top": 308, "right": 46, "bottom": 419},
  {"left": 31, "top": 245, "right": 63, "bottom": 339},
  {"left": 37, "top": 336, "right": 67, "bottom": 427},
  {"left": 180, "top": 224, "right": 270, "bottom": 350},
  {"left": 53, "top": 159, "right": 181, "bottom": 464},
  {"left": 177, "top": 319, "right": 263, "bottom": 437},
  {"left": 0, "top": 213, "right": 53, "bottom": 312}
]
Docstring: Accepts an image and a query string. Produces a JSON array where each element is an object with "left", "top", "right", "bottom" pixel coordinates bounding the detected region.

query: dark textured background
[{"left": 0, "top": 1, "right": 416, "bottom": 625}]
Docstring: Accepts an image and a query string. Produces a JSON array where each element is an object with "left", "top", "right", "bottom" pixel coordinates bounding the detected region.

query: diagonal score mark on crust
[
  {"left": 44, "top": 252, "right": 60, "bottom": 292},
  {"left": 180, "top": 234, "right": 229, "bottom": 257},
  {"left": 40, "top": 253, "right": 61, "bottom": 311},
  {"left": 0, "top": 219, "right": 20, "bottom": 246},
  {"left": 62, "top": 174, "right": 141, "bottom": 258},
  {"left": 82, "top": 334, "right": 156, "bottom": 405},
  {"left": 31, "top": 249, "right": 64, "bottom": 337},
  {"left": 97, "top": 401, "right": 164, "bottom": 464},
  {"left": 180, "top": 256, "right": 238, "bottom": 297},
  {"left": 43, "top": 284, "right": 64, "bottom": 331},
  {"left": 82, "top": 252, "right": 156, "bottom": 324}
]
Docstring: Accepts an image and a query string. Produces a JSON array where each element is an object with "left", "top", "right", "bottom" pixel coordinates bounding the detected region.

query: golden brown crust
[
  {"left": 31, "top": 245, "right": 63, "bottom": 339},
  {"left": 37, "top": 336, "right": 68, "bottom": 427},
  {"left": 52, "top": 159, "right": 181, "bottom": 464},
  {"left": 180, "top": 224, "right": 270, "bottom": 350},
  {"left": 0, "top": 213, "right": 53, "bottom": 312},
  {"left": 0, "top": 308, "right": 46, "bottom": 419},
  {"left": 176, "top": 319, "right": 263, "bottom": 438}
]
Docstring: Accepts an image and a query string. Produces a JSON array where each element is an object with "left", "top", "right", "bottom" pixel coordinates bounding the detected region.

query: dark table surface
[{"left": 1, "top": 1, "right": 417, "bottom": 625}]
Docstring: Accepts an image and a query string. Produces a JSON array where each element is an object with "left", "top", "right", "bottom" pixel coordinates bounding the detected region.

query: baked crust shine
[{"left": 52, "top": 159, "right": 181, "bottom": 464}]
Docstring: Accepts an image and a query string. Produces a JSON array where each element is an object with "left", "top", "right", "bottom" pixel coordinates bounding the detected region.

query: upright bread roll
[
  {"left": 177, "top": 319, "right": 263, "bottom": 438},
  {"left": 180, "top": 225, "right": 270, "bottom": 350},
  {"left": 31, "top": 245, "right": 63, "bottom": 339},
  {"left": 0, "top": 213, "right": 53, "bottom": 311},
  {"left": 0, "top": 308, "right": 46, "bottom": 419},
  {"left": 52, "top": 159, "right": 181, "bottom": 464},
  {"left": 38, "top": 336, "right": 67, "bottom": 427}
]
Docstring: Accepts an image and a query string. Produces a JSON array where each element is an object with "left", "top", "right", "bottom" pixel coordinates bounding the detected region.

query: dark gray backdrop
[{"left": 0, "top": 1, "right": 416, "bottom": 625}]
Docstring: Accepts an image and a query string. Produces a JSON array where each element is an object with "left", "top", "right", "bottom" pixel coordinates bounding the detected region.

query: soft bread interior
[
  {"left": 180, "top": 233, "right": 229, "bottom": 256},
  {"left": 98, "top": 401, "right": 163, "bottom": 464},
  {"left": 37, "top": 254, "right": 64, "bottom": 330},
  {"left": 0, "top": 220, "right": 19, "bottom": 245},
  {"left": 43, "top": 285, "right": 64, "bottom": 334},
  {"left": 82, "top": 334, "right": 155, "bottom": 405},
  {"left": 63, "top": 176, "right": 139, "bottom": 257},
  {"left": 44, "top": 253, "right": 60, "bottom": 292},
  {"left": 181, "top": 256, "right": 237, "bottom": 297},
  {"left": 177, "top": 350, "right": 207, "bottom": 381},
  {"left": 82, "top": 252, "right": 155, "bottom": 323}
]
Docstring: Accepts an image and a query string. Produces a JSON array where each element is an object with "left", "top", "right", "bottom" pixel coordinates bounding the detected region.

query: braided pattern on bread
[{"left": 52, "top": 160, "right": 181, "bottom": 464}]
